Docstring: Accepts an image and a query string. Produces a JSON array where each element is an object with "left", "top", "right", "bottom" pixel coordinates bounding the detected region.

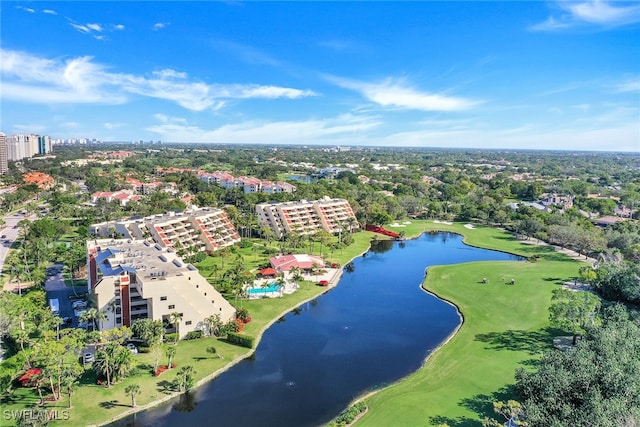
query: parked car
[
  {"left": 126, "top": 343, "right": 138, "bottom": 354},
  {"left": 72, "top": 301, "right": 87, "bottom": 309},
  {"left": 83, "top": 353, "right": 94, "bottom": 364}
]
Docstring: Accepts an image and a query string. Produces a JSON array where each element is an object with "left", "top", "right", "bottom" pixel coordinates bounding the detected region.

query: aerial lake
[{"left": 115, "top": 232, "right": 521, "bottom": 427}]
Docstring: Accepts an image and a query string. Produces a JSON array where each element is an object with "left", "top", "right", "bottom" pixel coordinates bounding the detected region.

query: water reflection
[{"left": 114, "top": 232, "right": 520, "bottom": 427}]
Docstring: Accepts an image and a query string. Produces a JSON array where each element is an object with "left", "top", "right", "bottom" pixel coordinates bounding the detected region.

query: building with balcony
[
  {"left": 256, "top": 196, "right": 358, "bottom": 239},
  {"left": 87, "top": 239, "right": 235, "bottom": 338},
  {"left": 197, "top": 171, "right": 296, "bottom": 194},
  {"left": 90, "top": 207, "right": 240, "bottom": 254}
]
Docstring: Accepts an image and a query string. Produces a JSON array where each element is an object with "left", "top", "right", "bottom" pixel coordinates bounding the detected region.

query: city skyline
[{"left": 1, "top": 1, "right": 639, "bottom": 152}]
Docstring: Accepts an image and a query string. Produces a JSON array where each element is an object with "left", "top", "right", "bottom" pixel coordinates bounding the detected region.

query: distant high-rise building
[
  {"left": 0, "top": 133, "right": 8, "bottom": 175},
  {"left": 38, "top": 135, "right": 52, "bottom": 154}
]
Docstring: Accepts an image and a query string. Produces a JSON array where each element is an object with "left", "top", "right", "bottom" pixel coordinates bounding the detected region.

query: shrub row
[
  {"left": 225, "top": 332, "right": 254, "bottom": 348},
  {"left": 328, "top": 402, "right": 367, "bottom": 427},
  {"left": 185, "top": 330, "right": 204, "bottom": 340}
]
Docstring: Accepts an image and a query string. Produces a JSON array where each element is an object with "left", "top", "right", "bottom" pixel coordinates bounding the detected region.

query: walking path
[{"left": 517, "top": 236, "right": 597, "bottom": 265}]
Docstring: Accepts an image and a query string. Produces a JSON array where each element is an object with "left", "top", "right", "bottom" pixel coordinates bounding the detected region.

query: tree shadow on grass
[
  {"left": 518, "top": 358, "right": 541, "bottom": 368},
  {"left": 99, "top": 400, "right": 128, "bottom": 409},
  {"left": 157, "top": 380, "right": 174, "bottom": 394},
  {"left": 459, "top": 385, "right": 516, "bottom": 422},
  {"left": 515, "top": 245, "right": 576, "bottom": 262},
  {"left": 192, "top": 356, "right": 208, "bottom": 362},
  {"left": 474, "top": 328, "right": 557, "bottom": 355},
  {"left": 428, "top": 415, "right": 478, "bottom": 427}
]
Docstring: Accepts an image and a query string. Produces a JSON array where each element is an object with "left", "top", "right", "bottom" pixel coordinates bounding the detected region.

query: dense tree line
[{"left": 515, "top": 305, "right": 640, "bottom": 427}]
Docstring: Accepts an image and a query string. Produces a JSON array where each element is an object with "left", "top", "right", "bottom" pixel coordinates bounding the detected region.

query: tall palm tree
[
  {"left": 125, "top": 383, "right": 141, "bottom": 408},
  {"left": 169, "top": 312, "right": 183, "bottom": 341},
  {"left": 204, "top": 314, "right": 222, "bottom": 337},
  {"left": 165, "top": 345, "right": 177, "bottom": 369}
]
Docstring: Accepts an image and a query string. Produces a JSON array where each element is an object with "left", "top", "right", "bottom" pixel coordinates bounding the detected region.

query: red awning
[{"left": 259, "top": 268, "right": 277, "bottom": 276}]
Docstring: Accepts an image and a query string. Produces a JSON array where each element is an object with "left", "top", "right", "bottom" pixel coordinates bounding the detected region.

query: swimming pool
[{"left": 247, "top": 284, "right": 280, "bottom": 294}]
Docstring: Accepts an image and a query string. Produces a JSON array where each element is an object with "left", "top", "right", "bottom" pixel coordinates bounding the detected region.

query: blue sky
[{"left": 1, "top": 1, "right": 639, "bottom": 151}]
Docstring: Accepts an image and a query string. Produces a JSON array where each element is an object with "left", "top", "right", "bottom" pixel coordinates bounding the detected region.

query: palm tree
[
  {"left": 95, "top": 309, "right": 107, "bottom": 331},
  {"left": 169, "top": 312, "right": 183, "bottom": 341},
  {"left": 204, "top": 314, "right": 222, "bottom": 337},
  {"left": 206, "top": 346, "right": 222, "bottom": 359},
  {"left": 125, "top": 383, "right": 141, "bottom": 408},
  {"left": 165, "top": 345, "right": 177, "bottom": 369},
  {"left": 94, "top": 345, "right": 115, "bottom": 387},
  {"left": 173, "top": 365, "right": 196, "bottom": 392}
]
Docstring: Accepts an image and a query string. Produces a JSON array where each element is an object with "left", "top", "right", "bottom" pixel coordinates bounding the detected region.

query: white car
[
  {"left": 83, "top": 353, "right": 94, "bottom": 364},
  {"left": 72, "top": 301, "right": 87, "bottom": 309},
  {"left": 126, "top": 343, "right": 138, "bottom": 354}
]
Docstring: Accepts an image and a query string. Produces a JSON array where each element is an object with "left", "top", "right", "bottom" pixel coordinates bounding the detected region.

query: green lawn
[
  {"left": 355, "top": 222, "right": 584, "bottom": 426},
  {"left": 0, "top": 230, "right": 377, "bottom": 426},
  {"left": 3, "top": 222, "right": 576, "bottom": 426}
]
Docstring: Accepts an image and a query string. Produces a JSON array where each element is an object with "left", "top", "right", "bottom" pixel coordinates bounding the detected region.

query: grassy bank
[
  {"left": 0, "top": 230, "right": 376, "bottom": 427},
  {"left": 355, "top": 222, "right": 584, "bottom": 426}
]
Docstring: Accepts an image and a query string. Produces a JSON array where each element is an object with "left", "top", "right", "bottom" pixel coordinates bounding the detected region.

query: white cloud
[
  {"left": 114, "top": 24, "right": 125, "bottom": 30},
  {"left": 379, "top": 122, "right": 640, "bottom": 152},
  {"left": 43, "top": 9, "right": 57, "bottom": 15},
  {"left": 87, "top": 23, "right": 103, "bottom": 32},
  {"left": 0, "top": 49, "right": 316, "bottom": 110},
  {"left": 152, "top": 69, "right": 188, "bottom": 79},
  {"left": 146, "top": 114, "right": 381, "bottom": 144},
  {"left": 614, "top": 78, "right": 640, "bottom": 93},
  {"left": 153, "top": 22, "right": 169, "bottom": 31},
  {"left": 70, "top": 23, "right": 91, "bottom": 34},
  {"left": 230, "top": 85, "right": 316, "bottom": 99},
  {"left": 327, "top": 75, "right": 479, "bottom": 111},
  {"left": 17, "top": 6, "right": 35, "bottom": 13},
  {"left": 104, "top": 122, "right": 126, "bottom": 130},
  {"left": 531, "top": 0, "right": 640, "bottom": 31}
]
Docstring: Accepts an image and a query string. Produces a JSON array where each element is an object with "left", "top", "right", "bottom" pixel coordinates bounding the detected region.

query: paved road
[
  {"left": 45, "top": 263, "right": 83, "bottom": 328},
  {"left": 0, "top": 211, "right": 37, "bottom": 280}
]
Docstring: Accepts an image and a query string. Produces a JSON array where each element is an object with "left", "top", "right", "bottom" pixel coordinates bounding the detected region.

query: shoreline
[
  {"left": 96, "top": 244, "right": 361, "bottom": 426},
  {"left": 329, "top": 264, "right": 467, "bottom": 422},
  {"left": 98, "top": 225, "right": 552, "bottom": 426}
]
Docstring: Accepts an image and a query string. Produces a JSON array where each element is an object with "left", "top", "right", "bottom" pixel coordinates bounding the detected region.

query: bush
[
  {"left": 226, "top": 332, "right": 254, "bottom": 348},
  {"left": 239, "top": 240, "right": 253, "bottom": 248},
  {"left": 236, "top": 307, "right": 250, "bottom": 321},
  {"left": 165, "top": 333, "right": 179, "bottom": 344},
  {"left": 328, "top": 402, "right": 367, "bottom": 426},
  {"left": 185, "top": 330, "right": 203, "bottom": 340},
  {"left": 138, "top": 346, "right": 150, "bottom": 353}
]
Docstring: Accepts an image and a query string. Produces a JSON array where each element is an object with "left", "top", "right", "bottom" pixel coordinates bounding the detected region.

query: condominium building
[
  {"left": 256, "top": 196, "right": 358, "bottom": 239},
  {"left": 87, "top": 239, "right": 235, "bottom": 337},
  {"left": 90, "top": 207, "right": 241, "bottom": 254},
  {"left": 197, "top": 171, "right": 296, "bottom": 194},
  {"left": 0, "top": 133, "right": 7, "bottom": 175}
]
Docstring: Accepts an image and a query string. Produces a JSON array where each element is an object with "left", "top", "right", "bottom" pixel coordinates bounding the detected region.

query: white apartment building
[
  {"left": 90, "top": 207, "right": 241, "bottom": 254},
  {"left": 0, "top": 133, "right": 7, "bottom": 175},
  {"left": 197, "top": 171, "right": 296, "bottom": 194},
  {"left": 87, "top": 239, "right": 235, "bottom": 337},
  {"left": 256, "top": 196, "right": 358, "bottom": 239}
]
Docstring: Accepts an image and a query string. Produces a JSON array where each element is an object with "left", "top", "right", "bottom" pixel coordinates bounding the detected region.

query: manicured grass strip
[
  {"left": 1, "top": 231, "right": 377, "bottom": 427},
  {"left": 355, "top": 224, "right": 584, "bottom": 426}
]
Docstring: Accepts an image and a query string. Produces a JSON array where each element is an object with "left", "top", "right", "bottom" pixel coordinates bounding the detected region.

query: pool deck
[{"left": 248, "top": 268, "right": 342, "bottom": 299}]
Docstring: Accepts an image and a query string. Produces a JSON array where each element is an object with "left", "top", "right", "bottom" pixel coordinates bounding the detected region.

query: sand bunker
[
  {"left": 434, "top": 220, "right": 453, "bottom": 225},
  {"left": 464, "top": 224, "right": 475, "bottom": 229}
]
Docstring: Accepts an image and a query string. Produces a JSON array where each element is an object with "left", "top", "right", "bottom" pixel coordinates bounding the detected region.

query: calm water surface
[{"left": 115, "top": 232, "right": 520, "bottom": 427}]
